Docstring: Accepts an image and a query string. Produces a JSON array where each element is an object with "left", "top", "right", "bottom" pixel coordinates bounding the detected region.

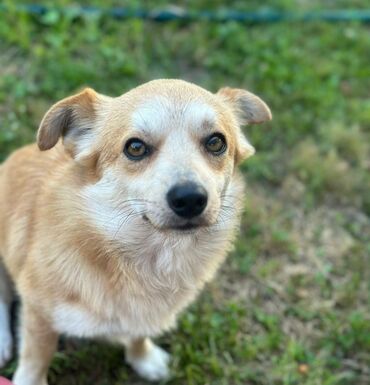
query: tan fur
[{"left": 0, "top": 79, "right": 271, "bottom": 384}]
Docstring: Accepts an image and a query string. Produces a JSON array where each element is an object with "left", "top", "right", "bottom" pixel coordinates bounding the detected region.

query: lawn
[{"left": 0, "top": 1, "right": 369, "bottom": 384}]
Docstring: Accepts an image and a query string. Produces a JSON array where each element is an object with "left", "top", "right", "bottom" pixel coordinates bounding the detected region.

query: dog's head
[{"left": 37, "top": 80, "right": 271, "bottom": 234}]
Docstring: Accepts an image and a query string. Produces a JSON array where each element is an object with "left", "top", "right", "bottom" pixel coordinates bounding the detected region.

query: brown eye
[
  {"left": 205, "top": 133, "right": 227, "bottom": 155},
  {"left": 124, "top": 138, "right": 149, "bottom": 160}
]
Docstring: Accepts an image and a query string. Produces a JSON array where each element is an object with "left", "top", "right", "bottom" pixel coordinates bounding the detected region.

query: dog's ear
[
  {"left": 217, "top": 87, "right": 272, "bottom": 163},
  {"left": 37, "top": 88, "right": 99, "bottom": 157}
]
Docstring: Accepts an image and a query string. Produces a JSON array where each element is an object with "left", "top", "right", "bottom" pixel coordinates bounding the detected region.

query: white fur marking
[
  {"left": 0, "top": 301, "right": 13, "bottom": 368},
  {"left": 126, "top": 341, "right": 170, "bottom": 381},
  {"left": 74, "top": 129, "right": 96, "bottom": 160},
  {"left": 132, "top": 97, "right": 216, "bottom": 135},
  {"left": 81, "top": 170, "right": 128, "bottom": 237},
  {"left": 13, "top": 363, "right": 48, "bottom": 385},
  {"left": 183, "top": 100, "right": 217, "bottom": 128},
  {"left": 52, "top": 303, "right": 128, "bottom": 338}
]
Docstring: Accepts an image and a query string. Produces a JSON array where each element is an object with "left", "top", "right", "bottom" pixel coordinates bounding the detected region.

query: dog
[{"left": 0, "top": 79, "right": 271, "bottom": 385}]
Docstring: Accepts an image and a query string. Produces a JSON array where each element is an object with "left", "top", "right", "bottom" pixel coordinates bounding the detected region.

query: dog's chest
[
  {"left": 52, "top": 240, "right": 210, "bottom": 338},
  {"left": 53, "top": 303, "right": 120, "bottom": 338},
  {"left": 51, "top": 219, "right": 233, "bottom": 339},
  {"left": 52, "top": 288, "right": 179, "bottom": 339}
]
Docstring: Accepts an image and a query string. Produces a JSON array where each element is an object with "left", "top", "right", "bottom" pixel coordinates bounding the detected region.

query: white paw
[
  {"left": 127, "top": 344, "right": 170, "bottom": 382},
  {"left": 0, "top": 329, "right": 13, "bottom": 368},
  {"left": 13, "top": 367, "right": 49, "bottom": 385}
]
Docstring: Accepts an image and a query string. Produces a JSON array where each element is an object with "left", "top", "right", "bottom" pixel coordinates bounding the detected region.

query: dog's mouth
[
  {"left": 173, "top": 223, "right": 201, "bottom": 231},
  {"left": 142, "top": 214, "right": 207, "bottom": 233}
]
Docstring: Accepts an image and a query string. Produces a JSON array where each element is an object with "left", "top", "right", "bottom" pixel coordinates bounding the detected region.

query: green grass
[{"left": 0, "top": 1, "right": 369, "bottom": 384}]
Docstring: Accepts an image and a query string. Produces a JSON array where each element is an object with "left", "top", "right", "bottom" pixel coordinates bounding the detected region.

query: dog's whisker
[{"left": 113, "top": 210, "right": 148, "bottom": 240}]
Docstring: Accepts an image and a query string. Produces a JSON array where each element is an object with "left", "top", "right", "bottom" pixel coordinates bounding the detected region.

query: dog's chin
[{"left": 142, "top": 215, "right": 211, "bottom": 235}]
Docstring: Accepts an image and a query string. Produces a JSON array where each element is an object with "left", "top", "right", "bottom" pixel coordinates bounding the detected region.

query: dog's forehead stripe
[{"left": 132, "top": 97, "right": 216, "bottom": 134}]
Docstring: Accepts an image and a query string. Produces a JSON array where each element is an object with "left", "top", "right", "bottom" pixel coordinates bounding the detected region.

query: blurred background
[{"left": 0, "top": 1, "right": 369, "bottom": 384}]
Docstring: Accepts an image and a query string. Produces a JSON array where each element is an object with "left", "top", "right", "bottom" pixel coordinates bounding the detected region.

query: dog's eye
[
  {"left": 205, "top": 133, "right": 227, "bottom": 155},
  {"left": 124, "top": 138, "right": 149, "bottom": 160}
]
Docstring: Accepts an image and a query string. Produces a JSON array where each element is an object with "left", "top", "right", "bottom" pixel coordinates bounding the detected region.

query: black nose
[{"left": 167, "top": 183, "right": 208, "bottom": 219}]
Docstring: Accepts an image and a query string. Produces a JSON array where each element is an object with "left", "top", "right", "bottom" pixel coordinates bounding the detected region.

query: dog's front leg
[
  {"left": 125, "top": 337, "right": 170, "bottom": 381},
  {"left": 13, "top": 302, "right": 58, "bottom": 385}
]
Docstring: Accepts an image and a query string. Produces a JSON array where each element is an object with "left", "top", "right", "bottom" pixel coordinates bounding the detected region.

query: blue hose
[{"left": 1, "top": 4, "right": 370, "bottom": 23}]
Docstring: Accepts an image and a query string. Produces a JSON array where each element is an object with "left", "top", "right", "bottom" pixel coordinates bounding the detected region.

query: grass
[{"left": 0, "top": 1, "right": 369, "bottom": 384}]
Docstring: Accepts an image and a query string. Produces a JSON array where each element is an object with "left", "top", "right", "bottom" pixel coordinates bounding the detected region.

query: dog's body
[{"left": 0, "top": 80, "right": 271, "bottom": 385}]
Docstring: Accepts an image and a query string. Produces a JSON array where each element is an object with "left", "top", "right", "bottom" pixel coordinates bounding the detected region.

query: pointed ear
[
  {"left": 37, "top": 88, "right": 98, "bottom": 157},
  {"left": 217, "top": 87, "right": 272, "bottom": 125},
  {"left": 217, "top": 87, "right": 272, "bottom": 163}
]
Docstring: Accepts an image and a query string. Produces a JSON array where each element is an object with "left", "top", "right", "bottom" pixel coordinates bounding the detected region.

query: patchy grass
[{"left": 0, "top": 1, "right": 369, "bottom": 384}]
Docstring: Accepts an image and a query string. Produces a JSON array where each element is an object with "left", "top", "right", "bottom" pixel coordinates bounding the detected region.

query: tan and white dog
[{"left": 0, "top": 79, "right": 271, "bottom": 385}]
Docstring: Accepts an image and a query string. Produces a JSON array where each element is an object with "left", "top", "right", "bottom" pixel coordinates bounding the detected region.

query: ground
[{"left": 0, "top": 1, "right": 369, "bottom": 384}]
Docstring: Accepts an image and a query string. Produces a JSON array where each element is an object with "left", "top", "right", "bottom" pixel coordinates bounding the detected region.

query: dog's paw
[
  {"left": 127, "top": 344, "right": 170, "bottom": 382},
  {"left": 0, "top": 329, "right": 13, "bottom": 368},
  {"left": 13, "top": 368, "right": 49, "bottom": 385}
]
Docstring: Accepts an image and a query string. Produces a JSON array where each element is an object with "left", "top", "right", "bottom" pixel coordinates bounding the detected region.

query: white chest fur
[
  {"left": 51, "top": 227, "right": 235, "bottom": 339},
  {"left": 52, "top": 300, "right": 177, "bottom": 339}
]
